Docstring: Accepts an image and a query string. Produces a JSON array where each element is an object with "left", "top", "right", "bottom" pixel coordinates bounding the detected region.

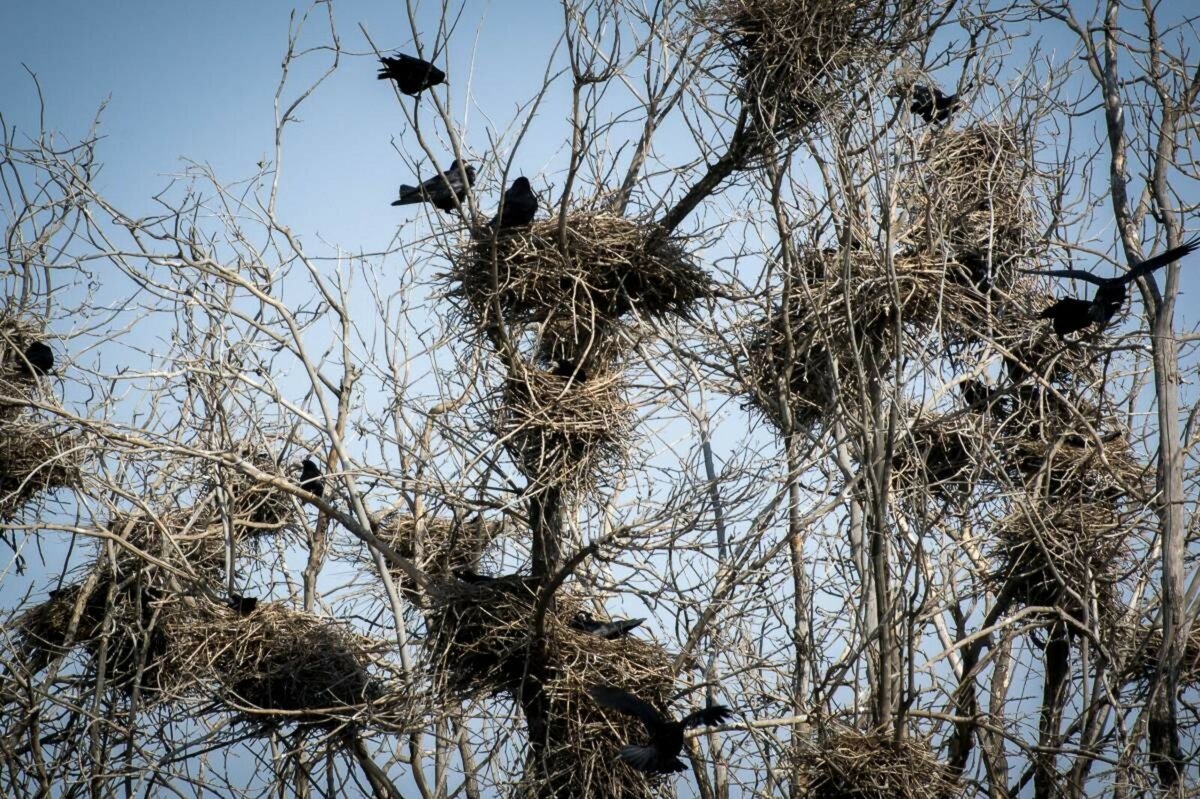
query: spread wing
[
  {"left": 588, "top": 685, "right": 664, "bottom": 731},
  {"left": 1019, "top": 267, "right": 1110, "bottom": 286},
  {"left": 1127, "top": 235, "right": 1200, "bottom": 281},
  {"left": 679, "top": 704, "right": 732, "bottom": 730}
]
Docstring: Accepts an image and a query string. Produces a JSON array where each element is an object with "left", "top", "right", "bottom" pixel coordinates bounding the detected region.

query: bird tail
[{"left": 391, "top": 186, "right": 419, "bottom": 206}]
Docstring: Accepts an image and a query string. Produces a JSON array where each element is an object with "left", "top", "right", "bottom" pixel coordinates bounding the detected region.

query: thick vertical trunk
[{"left": 1035, "top": 625, "right": 1071, "bottom": 799}]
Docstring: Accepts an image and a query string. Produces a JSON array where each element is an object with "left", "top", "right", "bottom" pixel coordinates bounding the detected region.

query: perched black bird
[
  {"left": 226, "top": 594, "right": 259, "bottom": 614},
  {"left": 17, "top": 341, "right": 54, "bottom": 376},
  {"left": 1026, "top": 236, "right": 1200, "bottom": 336},
  {"left": 892, "top": 83, "right": 960, "bottom": 124},
  {"left": 452, "top": 567, "right": 494, "bottom": 584},
  {"left": 299, "top": 458, "right": 324, "bottom": 499},
  {"left": 392, "top": 160, "right": 475, "bottom": 213},
  {"left": 550, "top": 359, "right": 588, "bottom": 382},
  {"left": 376, "top": 52, "right": 445, "bottom": 95},
  {"left": 588, "top": 685, "right": 732, "bottom": 774},
  {"left": 570, "top": 611, "right": 645, "bottom": 639},
  {"left": 488, "top": 176, "right": 538, "bottom": 229}
]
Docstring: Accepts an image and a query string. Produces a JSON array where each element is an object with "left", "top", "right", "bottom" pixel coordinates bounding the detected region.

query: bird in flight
[
  {"left": 16, "top": 341, "right": 54, "bottom": 377},
  {"left": 1026, "top": 236, "right": 1200, "bottom": 337},
  {"left": 488, "top": 176, "right": 538, "bottom": 229},
  {"left": 891, "top": 83, "right": 960, "bottom": 125},
  {"left": 570, "top": 611, "right": 644, "bottom": 639},
  {"left": 392, "top": 160, "right": 475, "bottom": 213},
  {"left": 377, "top": 52, "right": 445, "bottom": 95},
  {"left": 299, "top": 458, "right": 324, "bottom": 499},
  {"left": 588, "top": 685, "right": 732, "bottom": 774}
]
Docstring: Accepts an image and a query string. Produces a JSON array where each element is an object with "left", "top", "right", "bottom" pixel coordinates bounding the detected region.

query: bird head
[{"left": 511, "top": 176, "right": 531, "bottom": 192}]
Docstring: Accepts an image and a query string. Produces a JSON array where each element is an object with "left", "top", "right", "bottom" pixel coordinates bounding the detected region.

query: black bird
[
  {"left": 392, "top": 160, "right": 475, "bottom": 213},
  {"left": 1026, "top": 236, "right": 1200, "bottom": 336},
  {"left": 226, "top": 594, "right": 259, "bottom": 614},
  {"left": 588, "top": 685, "right": 732, "bottom": 774},
  {"left": 17, "top": 341, "right": 54, "bottom": 376},
  {"left": 377, "top": 52, "right": 445, "bottom": 95},
  {"left": 570, "top": 611, "right": 645, "bottom": 639},
  {"left": 550, "top": 359, "right": 588, "bottom": 382},
  {"left": 488, "top": 176, "right": 538, "bottom": 229},
  {"left": 299, "top": 458, "right": 324, "bottom": 499},
  {"left": 892, "top": 83, "right": 960, "bottom": 125}
]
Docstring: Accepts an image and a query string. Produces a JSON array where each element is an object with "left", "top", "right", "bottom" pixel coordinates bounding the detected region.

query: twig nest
[
  {"left": 702, "top": 0, "right": 929, "bottom": 136},
  {"left": 448, "top": 214, "right": 710, "bottom": 359},
  {"left": 989, "top": 501, "right": 1128, "bottom": 629},
  {"left": 492, "top": 367, "right": 633, "bottom": 491},
  {"left": 373, "top": 512, "right": 506, "bottom": 577},
  {"left": 793, "top": 728, "right": 959, "bottom": 799},
  {"left": 1115, "top": 622, "right": 1200, "bottom": 685},
  {"left": 0, "top": 315, "right": 49, "bottom": 414},
  {"left": 892, "top": 412, "right": 987, "bottom": 503},
  {"left": 168, "top": 601, "right": 383, "bottom": 724},
  {"left": 899, "top": 123, "right": 1038, "bottom": 260},
  {"left": 219, "top": 449, "right": 296, "bottom": 538},
  {"left": 0, "top": 420, "right": 83, "bottom": 522}
]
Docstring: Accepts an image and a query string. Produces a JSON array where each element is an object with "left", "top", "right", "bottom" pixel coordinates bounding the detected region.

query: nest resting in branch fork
[
  {"left": 892, "top": 411, "right": 988, "bottom": 503},
  {"left": 166, "top": 601, "right": 394, "bottom": 728},
  {"left": 989, "top": 501, "right": 1128, "bottom": 630},
  {"left": 1115, "top": 622, "right": 1200, "bottom": 685},
  {"left": 741, "top": 248, "right": 994, "bottom": 430},
  {"left": 793, "top": 727, "right": 959, "bottom": 799},
  {"left": 373, "top": 511, "right": 506, "bottom": 578},
  {"left": 448, "top": 214, "right": 710, "bottom": 365},
  {"left": 0, "top": 420, "right": 83, "bottom": 522},
  {"left": 899, "top": 123, "right": 1038, "bottom": 262},
  {"left": 425, "top": 575, "right": 675, "bottom": 798},
  {"left": 218, "top": 450, "right": 297, "bottom": 539},
  {"left": 0, "top": 314, "right": 48, "bottom": 416},
  {"left": 493, "top": 367, "right": 633, "bottom": 492},
  {"left": 703, "top": 0, "right": 929, "bottom": 138}
]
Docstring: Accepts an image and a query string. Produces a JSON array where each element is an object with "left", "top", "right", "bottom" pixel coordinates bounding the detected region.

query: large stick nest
[
  {"left": 988, "top": 501, "right": 1128, "bottom": 629},
  {"left": 0, "top": 314, "right": 48, "bottom": 417},
  {"left": 373, "top": 511, "right": 507, "bottom": 578},
  {"left": 702, "top": 0, "right": 929, "bottom": 137},
  {"left": 215, "top": 449, "right": 298, "bottom": 538},
  {"left": 492, "top": 367, "right": 634, "bottom": 492},
  {"left": 0, "top": 419, "right": 84, "bottom": 522},
  {"left": 166, "top": 600, "right": 398, "bottom": 728},
  {"left": 740, "top": 249, "right": 997, "bottom": 430},
  {"left": 892, "top": 411, "right": 990, "bottom": 504},
  {"left": 425, "top": 576, "right": 675, "bottom": 798},
  {"left": 792, "top": 727, "right": 960, "bottom": 799},
  {"left": 1113, "top": 622, "right": 1200, "bottom": 685},
  {"left": 447, "top": 214, "right": 711, "bottom": 363},
  {"left": 899, "top": 123, "right": 1039, "bottom": 260}
]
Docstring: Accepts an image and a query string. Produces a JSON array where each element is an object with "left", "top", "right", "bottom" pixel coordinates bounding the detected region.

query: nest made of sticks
[
  {"left": 492, "top": 367, "right": 634, "bottom": 491},
  {"left": 793, "top": 727, "right": 960, "bottom": 799},
  {"left": 448, "top": 214, "right": 711, "bottom": 355},
  {"left": 219, "top": 450, "right": 296, "bottom": 538},
  {"left": 703, "top": 0, "right": 929, "bottom": 138},
  {"left": 0, "top": 419, "right": 84, "bottom": 522},
  {"left": 1114, "top": 622, "right": 1200, "bottom": 685},
  {"left": 0, "top": 315, "right": 48, "bottom": 409},
  {"left": 892, "top": 411, "right": 989, "bottom": 503},
  {"left": 167, "top": 600, "right": 386, "bottom": 726},
  {"left": 899, "top": 123, "right": 1039, "bottom": 260},
  {"left": 988, "top": 500, "right": 1128, "bottom": 629},
  {"left": 374, "top": 511, "right": 506, "bottom": 578}
]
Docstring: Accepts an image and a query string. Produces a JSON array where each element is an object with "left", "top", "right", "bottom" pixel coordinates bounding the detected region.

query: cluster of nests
[
  {"left": 792, "top": 727, "right": 960, "bottom": 799},
  {"left": 1, "top": 315, "right": 82, "bottom": 522},
  {"left": 424, "top": 575, "right": 675, "bottom": 798},
  {"left": 701, "top": 0, "right": 930, "bottom": 141},
  {"left": 447, "top": 212, "right": 712, "bottom": 491}
]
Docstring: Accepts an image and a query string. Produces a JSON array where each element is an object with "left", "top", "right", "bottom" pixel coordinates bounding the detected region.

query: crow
[
  {"left": 17, "top": 341, "right": 54, "bottom": 376},
  {"left": 588, "top": 685, "right": 732, "bottom": 774},
  {"left": 377, "top": 52, "right": 445, "bottom": 95},
  {"left": 550, "top": 359, "right": 588, "bottom": 382},
  {"left": 299, "top": 458, "right": 324, "bottom": 499},
  {"left": 1026, "top": 236, "right": 1200, "bottom": 336},
  {"left": 392, "top": 160, "right": 475, "bottom": 213},
  {"left": 226, "top": 594, "right": 259, "bottom": 615},
  {"left": 488, "top": 176, "right": 538, "bottom": 229},
  {"left": 890, "top": 83, "right": 960, "bottom": 124},
  {"left": 570, "top": 611, "right": 645, "bottom": 639}
]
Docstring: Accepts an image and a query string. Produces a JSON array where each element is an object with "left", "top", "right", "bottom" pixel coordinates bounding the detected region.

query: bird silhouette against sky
[
  {"left": 570, "top": 611, "right": 644, "bottom": 639},
  {"left": 1026, "top": 236, "right": 1200, "bottom": 337},
  {"left": 588, "top": 685, "right": 732, "bottom": 774},
  {"left": 299, "top": 458, "right": 324, "bottom": 499},
  {"left": 392, "top": 160, "right": 475, "bottom": 213},
  {"left": 891, "top": 83, "right": 960, "bottom": 124},
  {"left": 488, "top": 176, "right": 538, "bottom": 229},
  {"left": 377, "top": 52, "right": 445, "bottom": 95},
  {"left": 17, "top": 341, "right": 54, "bottom": 376}
]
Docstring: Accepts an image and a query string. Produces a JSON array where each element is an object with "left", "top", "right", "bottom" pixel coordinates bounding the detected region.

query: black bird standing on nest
[
  {"left": 299, "top": 458, "right": 325, "bottom": 500},
  {"left": 570, "top": 611, "right": 645, "bottom": 639},
  {"left": 488, "top": 176, "right": 538, "bottom": 229},
  {"left": 392, "top": 160, "right": 475, "bottom": 213},
  {"left": 1025, "top": 236, "right": 1200, "bottom": 337},
  {"left": 226, "top": 594, "right": 259, "bottom": 614},
  {"left": 377, "top": 52, "right": 445, "bottom": 95},
  {"left": 588, "top": 685, "right": 732, "bottom": 774},
  {"left": 550, "top": 358, "right": 588, "bottom": 382},
  {"left": 17, "top": 341, "right": 54, "bottom": 376},
  {"left": 891, "top": 83, "right": 961, "bottom": 125}
]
